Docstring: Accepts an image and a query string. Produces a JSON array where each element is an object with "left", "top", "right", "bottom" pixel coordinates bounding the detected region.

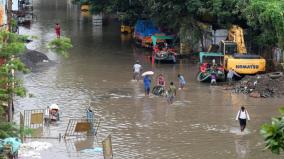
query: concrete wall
[
  {"left": 212, "top": 29, "right": 227, "bottom": 44},
  {"left": 200, "top": 28, "right": 227, "bottom": 51}
]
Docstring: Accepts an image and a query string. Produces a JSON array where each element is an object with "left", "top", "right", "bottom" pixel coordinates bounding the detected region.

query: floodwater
[{"left": 14, "top": 0, "right": 284, "bottom": 158}]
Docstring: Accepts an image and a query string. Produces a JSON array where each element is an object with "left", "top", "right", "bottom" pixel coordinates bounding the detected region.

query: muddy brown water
[{"left": 14, "top": 0, "right": 284, "bottom": 158}]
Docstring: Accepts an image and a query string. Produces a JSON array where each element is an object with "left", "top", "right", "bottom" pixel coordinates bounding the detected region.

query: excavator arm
[{"left": 227, "top": 25, "right": 247, "bottom": 54}]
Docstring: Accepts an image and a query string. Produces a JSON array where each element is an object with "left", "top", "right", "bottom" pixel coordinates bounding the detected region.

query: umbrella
[
  {"left": 49, "top": 104, "right": 59, "bottom": 110},
  {"left": 142, "top": 71, "right": 154, "bottom": 76}
]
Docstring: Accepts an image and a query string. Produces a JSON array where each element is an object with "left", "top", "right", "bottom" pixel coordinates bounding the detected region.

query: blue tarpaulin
[
  {"left": 134, "top": 20, "right": 161, "bottom": 37},
  {"left": 0, "top": 137, "right": 21, "bottom": 154}
]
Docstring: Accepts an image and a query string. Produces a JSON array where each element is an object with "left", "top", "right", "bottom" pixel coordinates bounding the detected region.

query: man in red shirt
[{"left": 55, "top": 23, "right": 61, "bottom": 38}]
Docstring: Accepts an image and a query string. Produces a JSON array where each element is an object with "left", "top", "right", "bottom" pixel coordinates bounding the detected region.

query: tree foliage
[
  {"left": 0, "top": 107, "right": 18, "bottom": 139},
  {"left": 242, "top": 0, "right": 284, "bottom": 48},
  {"left": 0, "top": 30, "right": 28, "bottom": 106},
  {"left": 0, "top": 29, "right": 73, "bottom": 138},
  {"left": 0, "top": 30, "right": 28, "bottom": 139},
  {"left": 260, "top": 107, "right": 284, "bottom": 154},
  {"left": 87, "top": 0, "right": 284, "bottom": 50},
  {"left": 48, "top": 37, "right": 73, "bottom": 58}
]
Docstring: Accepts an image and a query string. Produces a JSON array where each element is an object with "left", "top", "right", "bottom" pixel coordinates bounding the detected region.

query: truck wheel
[{"left": 269, "top": 72, "right": 283, "bottom": 79}]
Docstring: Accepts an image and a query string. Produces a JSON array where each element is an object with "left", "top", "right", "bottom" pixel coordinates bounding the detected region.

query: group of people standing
[
  {"left": 133, "top": 60, "right": 186, "bottom": 104},
  {"left": 133, "top": 60, "right": 251, "bottom": 132},
  {"left": 210, "top": 68, "right": 241, "bottom": 85}
]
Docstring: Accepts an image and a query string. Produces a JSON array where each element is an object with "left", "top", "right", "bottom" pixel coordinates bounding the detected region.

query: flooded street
[{"left": 14, "top": 0, "right": 284, "bottom": 158}]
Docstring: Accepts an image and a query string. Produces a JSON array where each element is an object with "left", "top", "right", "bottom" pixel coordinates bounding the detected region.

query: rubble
[
  {"left": 19, "top": 49, "right": 49, "bottom": 71},
  {"left": 225, "top": 72, "right": 284, "bottom": 98}
]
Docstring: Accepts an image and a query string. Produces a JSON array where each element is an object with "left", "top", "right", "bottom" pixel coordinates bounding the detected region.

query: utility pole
[
  {"left": 7, "top": 0, "right": 12, "bottom": 32},
  {"left": 7, "top": 0, "right": 13, "bottom": 122}
]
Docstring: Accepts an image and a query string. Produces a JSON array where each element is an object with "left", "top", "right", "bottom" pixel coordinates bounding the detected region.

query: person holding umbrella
[
  {"left": 142, "top": 71, "right": 154, "bottom": 96},
  {"left": 143, "top": 75, "right": 151, "bottom": 96}
]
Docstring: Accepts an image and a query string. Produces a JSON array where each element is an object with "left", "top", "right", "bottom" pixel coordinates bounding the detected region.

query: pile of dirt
[
  {"left": 225, "top": 72, "right": 284, "bottom": 98},
  {"left": 19, "top": 49, "right": 49, "bottom": 70}
]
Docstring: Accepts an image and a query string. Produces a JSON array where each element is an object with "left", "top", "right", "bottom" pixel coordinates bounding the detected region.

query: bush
[
  {"left": 260, "top": 107, "right": 284, "bottom": 154},
  {"left": 48, "top": 37, "right": 73, "bottom": 58}
]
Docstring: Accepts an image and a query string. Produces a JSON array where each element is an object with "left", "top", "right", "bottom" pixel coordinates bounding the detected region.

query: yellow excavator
[{"left": 221, "top": 25, "right": 266, "bottom": 74}]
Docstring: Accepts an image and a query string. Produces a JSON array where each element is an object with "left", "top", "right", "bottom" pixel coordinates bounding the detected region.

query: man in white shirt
[
  {"left": 235, "top": 106, "right": 250, "bottom": 132},
  {"left": 227, "top": 68, "right": 241, "bottom": 85},
  {"left": 133, "top": 60, "right": 142, "bottom": 81}
]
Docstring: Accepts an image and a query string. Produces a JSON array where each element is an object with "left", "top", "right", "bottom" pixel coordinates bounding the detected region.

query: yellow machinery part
[
  {"left": 121, "top": 25, "right": 132, "bottom": 33},
  {"left": 81, "top": 5, "right": 89, "bottom": 12},
  {"left": 225, "top": 25, "right": 266, "bottom": 74},
  {"left": 227, "top": 25, "right": 247, "bottom": 54},
  {"left": 225, "top": 56, "right": 266, "bottom": 74}
]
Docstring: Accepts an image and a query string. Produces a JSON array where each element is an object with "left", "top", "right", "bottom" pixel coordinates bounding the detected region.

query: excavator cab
[{"left": 221, "top": 41, "right": 237, "bottom": 55}]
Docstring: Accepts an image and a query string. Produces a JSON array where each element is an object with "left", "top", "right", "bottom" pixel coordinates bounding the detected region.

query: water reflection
[
  {"left": 235, "top": 137, "right": 250, "bottom": 159},
  {"left": 142, "top": 98, "right": 154, "bottom": 126},
  {"left": 120, "top": 34, "right": 132, "bottom": 44}
]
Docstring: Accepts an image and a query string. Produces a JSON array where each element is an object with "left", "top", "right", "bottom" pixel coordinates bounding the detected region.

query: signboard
[{"left": 102, "top": 135, "right": 113, "bottom": 159}]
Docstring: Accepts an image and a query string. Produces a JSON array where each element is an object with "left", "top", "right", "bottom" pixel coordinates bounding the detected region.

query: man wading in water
[
  {"left": 235, "top": 106, "right": 250, "bottom": 132},
  {"left": 167, "top": 82, "right": 177, "bottom": 104},
  {"left": 143, "top": 75, "right": 151, "bottom": 96},
  {"left": 133, "top": 60, "right": 142, "bottom": 81},
  {"left": 55, "top": 23, "right": 61, "bottom": 38}
]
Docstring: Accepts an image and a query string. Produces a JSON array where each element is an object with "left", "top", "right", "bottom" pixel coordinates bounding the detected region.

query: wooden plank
[
  {"left": 102, "top": 135, "right": 113, "bottom": 159},
  {"left": 30, "top": 112, "right": 43, "bottom": 125},
  {"left": 74, "top": 122, "right": 91, "bottom": 133}
]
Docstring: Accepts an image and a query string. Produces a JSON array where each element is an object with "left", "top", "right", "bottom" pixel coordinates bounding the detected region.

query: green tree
[
  {"left": 0, "top": 30, "right": 28, "bottom": 138},
  {"left": 241, "top": 0, "right": 284, "bottom": 49},
  {"left": 0, "top": 107, "right": 19, "bottom": 138},
  {"left": 0, "top": 30, "right": 29, "bottom": 109},
  {"left": 260, "top": 107, "right": 284, "bottom": 154},
  {"left": 48, "top": 37, "right": 73, "bottom": 58},
  {"left": 88, "top": 0, "right": 284, "bottom": 52},
  {"left": 0, "top": 29, "right": 73, "bottom": 138}
]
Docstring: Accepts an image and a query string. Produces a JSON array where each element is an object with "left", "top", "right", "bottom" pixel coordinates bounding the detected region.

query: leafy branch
[
  {"left": 48, "top": 37, "right": 73, "bottom": 58},
  {"left": 260, "top": 107, "right": 284, "bottom": 154}
]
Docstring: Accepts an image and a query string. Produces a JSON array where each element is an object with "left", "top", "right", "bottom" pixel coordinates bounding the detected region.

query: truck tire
[{"left": 268, "top": 72, "right": 283, "bottom": 79}]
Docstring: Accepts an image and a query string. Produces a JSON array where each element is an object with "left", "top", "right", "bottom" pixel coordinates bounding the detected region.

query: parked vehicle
[
  {"left": 197, "top": 52, "right": 225, "bottom": 82},
  {"left": 151, "top": 35, "right": 177, "bottom": 63},
  {"left": 133, "top": 20, "right": 163, "bottom": 48},
  {"left": 121, "top": 20, "right": 133, "bottom": 34}
]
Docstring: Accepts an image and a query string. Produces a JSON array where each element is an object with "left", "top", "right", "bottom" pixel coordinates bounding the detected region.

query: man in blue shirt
[{"left": 143, "top": 75, "right": 151, "bottom": 96}]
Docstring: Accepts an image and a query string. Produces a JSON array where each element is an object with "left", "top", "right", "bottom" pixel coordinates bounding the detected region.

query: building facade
[{"left": 0, "top": 0, "right": 7, "bottom": 29}]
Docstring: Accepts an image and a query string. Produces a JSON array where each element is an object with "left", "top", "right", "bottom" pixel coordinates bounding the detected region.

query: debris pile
[
  {"left": 227, "top": 72, "right": 284, "bottom": 98},
  {"left": 19, "top": 49, "right": 49, "bottom": 70},
  {"left": 18, "top": 141, "right": 52, "bottom": 159}
]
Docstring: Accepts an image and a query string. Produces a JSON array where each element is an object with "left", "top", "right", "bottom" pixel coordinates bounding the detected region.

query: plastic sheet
[{"left": 18, "top": 141, "right": 52, "bottom": 159}]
